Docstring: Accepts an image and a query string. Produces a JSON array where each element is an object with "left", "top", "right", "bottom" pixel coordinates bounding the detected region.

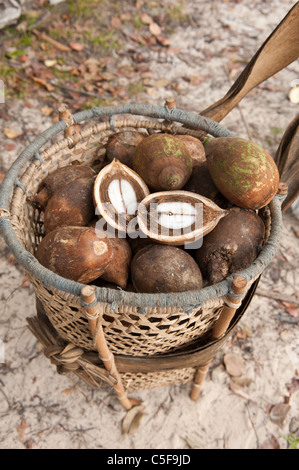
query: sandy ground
[{"left": 0, "top": 0, "right": 299, "bottom": 450}]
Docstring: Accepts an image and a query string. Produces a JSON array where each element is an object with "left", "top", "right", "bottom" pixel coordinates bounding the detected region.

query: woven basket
[
  {"left": 28, "top": 283, "right": 256, "bottom": 393},
  {"left": 0, "top": 102, "right": 284, "bottom": 404}
]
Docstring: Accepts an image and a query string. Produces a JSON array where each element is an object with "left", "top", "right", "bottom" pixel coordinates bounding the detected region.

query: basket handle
[
  {"left": 190, "top": 275, "right": 248, "bottom": 401},
  {"left": 81, "top": 285, "right": 133, "bottom": 410},
  {"left": 58, "top": 104, "right": 78, "bottom": 148},
  {"left": 189, "top": 184, "right": 288, "bottom": 400}
]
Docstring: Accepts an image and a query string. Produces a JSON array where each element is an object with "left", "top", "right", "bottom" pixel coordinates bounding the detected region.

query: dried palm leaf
[
  {"left": 274, "top": 114, "right": 299, "bottom": 211},
  {"left": 201, "top": 2, "right": 299, "bottom": 122},
  {"left": 200, "top": 2, "right": 299, "bottom": 210}
]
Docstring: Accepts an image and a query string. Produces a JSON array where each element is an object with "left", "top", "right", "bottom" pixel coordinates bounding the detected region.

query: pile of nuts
[{"left": 31, "top": 127, "right": 279, "bottom": 294}]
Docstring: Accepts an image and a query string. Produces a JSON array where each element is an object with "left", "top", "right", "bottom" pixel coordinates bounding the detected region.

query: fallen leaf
[
  {"left": 3, "top": 128, "right": 22, "bottom": 139},
  {"left": 270, "top": 403, "right": 291, "bottom": 427},
  {"left": 30, "top": 76, "right": 54, "bottom": 91},
  {"left": 44, "top": 59, "right": 57, "bottom": 67},
  {"left": 290, "top": 416, "right": 299, "bottom": 434},
  {"left": 17, "top": 418, "right": 29, "bottom": 443},
  {"left": 19, "top": 55, "right": 29, "bottom": 63},
  {"left": 282, "top": 301, "right": 299, "bottom": 318},
  {"left": 259, "top": 434, "right": 280, "bottom": 449},
  {"left": 190, "top": 75, "right": 205, "bottom": 86},
  {"left": 224, "top": 353, "right": 246, "bottom": 376},
  {"left": 61, "top": 386, "right": 77, "bottom": 394},
  {"left": 122, "top": 404, "right": 146, "bottom": 435},
  {"left": 69, "top": 42, "right": 84, "bottom": 51},
  {"left": 286, "top": 377, "right": 299, "bottom": 395},
  {"left": 149, "top": 22, "right": 161, "bottom": 36},
  {"left": 156, "top": 35, "right": 171, "bottom": 47},
  {"left": 110, "top": 15, "right": 122, "bottom": 29},
  {"left": 229, "top": 381, "right": 249, "bottom": 400},
  {"left": 21, "top": 274, "right": 30, "bottom": 288},
  {"left": 41, "top": 106, "right": 54, "bottom": 116},
  {"left": 149, "top": 78, "right": 171, "bottom": 88},
  {"left": 125, "top": 30, "right": 146, "bottom": 45},
  {"left": 146, "top": 87, "right": 162, "bottom": 99},
  {"left": 85, "top": 57, "right": 99, "bottom": 77},
  {"left": 183, "top": 436, "right": 201, "bottom": 449},
  {"left": 5, "top": 143, "right": 16, "bottom": 151},
  {"left": 140, "top": 13, "right": 153, "bottom": 24},
  {"left": 0, "top": 172, "right": 5, "bottom": 184}
]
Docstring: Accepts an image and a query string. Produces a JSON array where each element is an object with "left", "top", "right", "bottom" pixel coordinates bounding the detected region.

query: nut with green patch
[
  {"left": 204, "top": 137, "right": 280, "bottom": 210},
  {"left": 132, "top": 133, "right": 193, "bottom": 191}
]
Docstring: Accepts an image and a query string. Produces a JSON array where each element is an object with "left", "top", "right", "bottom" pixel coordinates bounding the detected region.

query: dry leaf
[
  {"left": 110, "top": 15, "right": 122, "bottom": 29},
  {"left": 224, "top": 353, "right": 246, "bottom": 376},
  {"left": 21, "top": 274, "right": 30, "bottom": 288},
  {"left": 229, "top": 381, "right": 249, "bottom": 400},
  {"left": 19, "top": 55, "right": 29, "bottom": 63},
  {"left": 85, "top": 57, "right": 99, "bottom": 78},
  {"left": 149, "top": 22, "right": 161, "bottom": 36},
  {"left": 61, "top": 386, "right": 77, "bottom": 394},
  {"left": 270, "top": 403, "right": 291, "bottom": 427},
  {"left": 3, "top": 128, "right": 22, "bottom": 139},
  {"left": 5, "top": 143, "right": 16, "bottom": 151},
  {"left": 183, "top": 436, "right": 201, "bottom": 449},
  {"left": 189, "top": 75, "right": 205, "bottom": 86},
  {"left": 282, "top": 301, "right": 299, "bottom": 318},
  {"left": 200, "top": 3, "right": 299, "bottom": 123},
  {"left": 31, "top": 76, "right": 54, "bottom": 91},
  {"left": 286, "top": 377, "right": 299, "bottom": 395},
  {"left": 260, "top": 434, "right": 280, "bottom": 449},
  {"left": 69, "top": 42, "right": 84, "bottom": 51},
  {"left": 156, "top": 36, "right": 171, "bottom": 47},
  {"left": 121, "top": 404, "right": 145, "bottom": 435},
  {"left": 151, "top": 78, "right": 171, "bottom": 87},
  {"left": 140, "top": 13, "right": 153, "bottom": 24},
  {"left": 41, "top": 106, "right": 54, "bottom": 116},
  {"left": 17, "top": 418, "right": 29, "bottom": 443},
  {"left": 44, "top": 59, "right": 57, "bottom": 67}
]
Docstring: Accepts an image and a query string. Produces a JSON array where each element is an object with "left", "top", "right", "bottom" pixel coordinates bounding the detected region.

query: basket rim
[{"left": 0, "top": 103, "right": 284, "bottom": 311}]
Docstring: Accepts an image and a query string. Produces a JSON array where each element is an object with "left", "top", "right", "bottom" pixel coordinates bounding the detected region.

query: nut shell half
[
  {"left": 93, "top": 159, "right": 150, "bottom": 233},
  {"left": 137, "top": 190, "right": 228, "bottom": 246}
]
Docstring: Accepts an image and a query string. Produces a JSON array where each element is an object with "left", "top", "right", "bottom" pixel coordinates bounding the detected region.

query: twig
[
  {"left": 255, "top": 289, "right": 299, "bottom": 305},
  {"left": 31, "top": 29, "right": 71, "bottom": 52},
  {"left": 275, "top": 314, "right": 299, "bottom": 324},
  {"left": 27, "top": 11, "right": 52, "bottom": 31},
  {"left": 49, "top": 82, "right": 101, "bottom": 98},
  {"left": 223, "top": 63, "right": 253, "bottom": 141}
]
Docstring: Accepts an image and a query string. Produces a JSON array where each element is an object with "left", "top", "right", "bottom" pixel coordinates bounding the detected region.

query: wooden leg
[
  {"left": 190, "top": 275, "right": 247, "bottom": 401},
  {"left": 81, "top": 285, "right": 133, "bottom": 410}
]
